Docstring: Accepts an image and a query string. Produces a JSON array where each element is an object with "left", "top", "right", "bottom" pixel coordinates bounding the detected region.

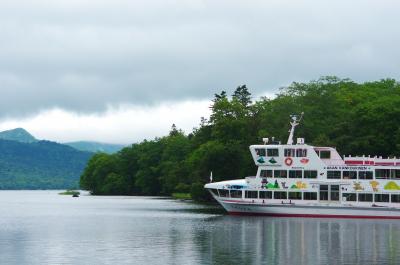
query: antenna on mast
[{"left": 287, "top": 112, "right": 304, "bottom": 145}]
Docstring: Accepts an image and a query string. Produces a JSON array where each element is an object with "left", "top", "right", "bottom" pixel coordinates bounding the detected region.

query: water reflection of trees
[{"left": 194, "top": 217, "right": 400, "bottom": 265}]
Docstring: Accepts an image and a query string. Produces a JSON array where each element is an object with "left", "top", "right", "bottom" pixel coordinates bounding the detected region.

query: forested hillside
[
  {"left": 0, "top": 140, "right": 93, "bottom": 189},
  {"left": 80, "top": 77, "right": 400, "bottom": 199},
  {"left": 64, "top": 141, "right": 125, "bottom": 154}
]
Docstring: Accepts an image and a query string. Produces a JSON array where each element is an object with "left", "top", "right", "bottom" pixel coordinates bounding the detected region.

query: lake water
[{"left": 0, "top": 191, "right": 399, "bottom": 265}]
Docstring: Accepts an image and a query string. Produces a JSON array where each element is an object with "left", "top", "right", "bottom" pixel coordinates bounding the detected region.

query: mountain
[
  {"left": 0, "top": 139, "right": 93, "bottom": 189},
  {"left": 0, "top": 128, "right": 37, "bottom": 143},
  {"left": 64, "top": 141, "right": 125, "bottom": 154}
]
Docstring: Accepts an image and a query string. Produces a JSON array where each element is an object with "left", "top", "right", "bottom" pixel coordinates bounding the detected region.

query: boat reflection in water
[{"left": 196, "top": 216, "right": 400, "bottom": 265}]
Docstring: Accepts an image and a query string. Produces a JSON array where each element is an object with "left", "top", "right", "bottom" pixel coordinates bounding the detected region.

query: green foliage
[
  {"left": 0, "top": 139, "right": 92, "bottom": 189},
  {"left": 171, "top": 192, "right": 191, "bottom": 200},
  {"left": 174, "top": 183, "right": 191, "bottom": 193},
  {"left": 190, "top": 182, "right": 209, "bottom": 202},
  {"left": 79, "top": 77, "right": 400, "bottom": 201}
]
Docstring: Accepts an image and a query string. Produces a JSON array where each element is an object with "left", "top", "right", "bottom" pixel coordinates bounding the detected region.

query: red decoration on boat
[
  {"left": 300, "top": 158, "right": 309, "bottom": 164},
  {"left": 284, "top": 157, "right": 293, "bottom": 166}
]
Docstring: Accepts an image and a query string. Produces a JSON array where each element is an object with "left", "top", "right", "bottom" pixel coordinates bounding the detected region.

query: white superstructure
[{"left": 204, "top": 115, "right": 400, "bottom": 219}]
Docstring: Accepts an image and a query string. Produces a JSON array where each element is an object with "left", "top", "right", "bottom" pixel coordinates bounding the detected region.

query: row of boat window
[
  {"left": 327, "top": 169, "right": 400, "bottom": 180},
  {"left": 210, "top": 189, "right": 400, "bottom": 203},
  {"left": 260, "top": 170, "right": 318, "bottom": 178},
  {"left": 260, "top": 169, "right": 400, "bottom": 180},
  {"left": 255, "top": 148, "right": 308, "bottom": 158},
  {"left": 342, "top": 193, "right": 400, "bottom": 203}
]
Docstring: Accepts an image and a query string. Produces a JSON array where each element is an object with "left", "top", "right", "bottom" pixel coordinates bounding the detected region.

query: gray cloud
[{"left": 1, "top": 0, "right": 400, "bottom": 118}]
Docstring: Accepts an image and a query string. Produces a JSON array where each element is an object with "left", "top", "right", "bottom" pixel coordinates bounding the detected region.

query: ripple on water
[{"left": 0, "top": 191, "right": 399, "bottom": 265}]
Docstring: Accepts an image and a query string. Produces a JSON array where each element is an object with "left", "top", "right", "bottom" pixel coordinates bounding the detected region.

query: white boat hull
[{"left": 217, "top": 199, "right": 400, "bottom": 219}]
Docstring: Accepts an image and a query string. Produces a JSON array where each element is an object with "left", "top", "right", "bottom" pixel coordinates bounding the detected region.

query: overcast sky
[{"left": 0, "top": 0, "right": 399, "bottom": 144}]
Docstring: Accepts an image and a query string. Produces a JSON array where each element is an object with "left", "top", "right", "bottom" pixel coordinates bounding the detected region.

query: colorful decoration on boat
[
  {"left": 257, "top": 156, "right": 265, "bottom": 163},
  {"left": 266, "top": 180, "right": 280, "bottom": 189},
  {"left": 369, "top": 181, "right": 379, "bottom": 192},
  {"left": 261, "top": 178, "right": 268, "bottom": 184},
  {"left": 353, "top": 182, "right": 364, "bottom": 191},
  {"left": 269, "top": 157, "right": 277, "bottom": 164},
  {"left": 261, "top": 178, "right": 268, "bottom": 189},
  {"left": 384, "top": 181, "right": 400, "bottom": 190},
  {"left": 290, "top": 181, "right": 307, "bottom": 189},
  {"left": 281, "top": 182, "right": 288, "bottom": 189},
  {"left": 300, "top": 158, "right": 309, "bottom": 164},
  {"left": 296, "top": 181, "right": 307, "bottom": 189},
  {"left": 284, "top": 157, "right": 293, "bottom": 166}
]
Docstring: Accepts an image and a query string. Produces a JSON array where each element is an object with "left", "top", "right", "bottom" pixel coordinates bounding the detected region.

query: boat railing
[
  {"left": 322, "top": 159, "right": 346, "bottom": 166},
  {"left": 344, "top": 155, "right": 400, "bottom": 166}
]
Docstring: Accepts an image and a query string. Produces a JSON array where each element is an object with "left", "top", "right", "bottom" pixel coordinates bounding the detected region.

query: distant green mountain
[
  {"left": 64, "top": 141, "right": 125, "bottom": 154},
  {"left": 0, "top": 139, "right": 93, "bottom": 189},
  {"left": 0, "top": 128, "right": 37, "bottom": 143}
]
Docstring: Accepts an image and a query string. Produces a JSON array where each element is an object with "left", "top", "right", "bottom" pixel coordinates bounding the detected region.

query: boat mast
[{"left": 287, "top": 112, "right": 304, "bottom": 145}]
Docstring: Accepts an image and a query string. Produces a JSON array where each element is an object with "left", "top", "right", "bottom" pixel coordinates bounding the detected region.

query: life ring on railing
[{"left": 285, "top": 157, "right": 293, "bottom": 166}]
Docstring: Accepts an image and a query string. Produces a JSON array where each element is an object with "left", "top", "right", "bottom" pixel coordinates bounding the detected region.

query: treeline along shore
[{"left": 79, "top": 77, "right": 400, "bottom": 201}]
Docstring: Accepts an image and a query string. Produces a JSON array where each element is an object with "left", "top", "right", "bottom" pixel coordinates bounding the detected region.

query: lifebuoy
[{"left": 285, "top": 157, "right": 293, "bottom": 166}]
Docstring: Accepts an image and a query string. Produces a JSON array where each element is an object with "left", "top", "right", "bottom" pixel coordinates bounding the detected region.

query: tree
[{"left": 232, "top": 85, "right": 252, "bottom": 107}]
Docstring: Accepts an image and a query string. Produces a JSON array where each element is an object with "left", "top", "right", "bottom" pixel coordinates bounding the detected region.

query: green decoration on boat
[
  {"left": 384, "top": 181, "right": 400, "bottom": 190},
  {"left": 257, "top": 156, "right": 265, "bottom": 163},
  {"left": 290, "top": 184, "right": 298, "bottom": 189},
  {"left": 269, "top": 157, "right": 277, "bottom": 164},
  {"left": 273, "top": 180, "right": 279, "bottom": 189},
  {"left": 267, "top": 183, "right": 275, "bottom": 189}
]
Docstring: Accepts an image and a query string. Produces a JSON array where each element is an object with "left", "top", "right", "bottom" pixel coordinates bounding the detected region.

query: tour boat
[{"left": 204, "top": 114, "right": 400, "bottom": 219}]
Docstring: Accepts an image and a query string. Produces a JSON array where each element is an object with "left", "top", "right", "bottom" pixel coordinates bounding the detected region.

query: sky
[{"left": 0, "top": 0, "right": 399, "bottom": 144}]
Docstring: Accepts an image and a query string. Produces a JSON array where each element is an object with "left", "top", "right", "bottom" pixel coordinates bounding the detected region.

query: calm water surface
[{"left": 0, "top": 191, "right": 399, "bottom": 265}]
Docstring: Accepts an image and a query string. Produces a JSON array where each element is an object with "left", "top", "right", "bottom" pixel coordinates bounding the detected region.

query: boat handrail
[
  {"left": 344, "top": 155, "right": 400, "bottom": 166},
  {"left": 321, "top": 158, "right": 346, "bottom": 166}
]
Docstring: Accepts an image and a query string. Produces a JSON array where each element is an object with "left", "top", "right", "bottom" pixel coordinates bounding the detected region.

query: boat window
[
  {"left": 330, "top": 185, "right": 340, "bottom": 201},
  {"left": 230, "top": 190, "right": 242, "bottom": 198},
  {"left": 343, "top": 171, "right": 357, "bottom": 179},
  {"left": 296, "top": 149, "right": 307, "bottom": 157},
  {"left": 255, "top": 148, "right": 266, "bottom": 157},
  {"left": 274, "top": 170, "right": 287, "bottom": 178},
  {"left": 284, "top": 148, "right": 295, "bottom": 157},
  {"left": 259, "top": 191, "right": 272, "bottom": 199},
  {"left": 375, "top": 169, "right": 390, "bottom": 179},
  {"left": 209, "top": 189, "right": 219, "bottom": 197},
  {"left": 391, "top": 194, "right": 400, "bottom": 203},
  {"left": 274, "top": 191, "right": 287, "bottom": 200},
  {"left": 260, "top": 170, "right": 273, "bottom": 178},
  {"left": 319, "top": 150, "right": 331, "bottom": 159},
  {"left": 319, "top": 185, "right": 329, "bottom": 201},
  {"left": 218, "top": 189, "right": 229, "bottom": 197},
  {"left": 304, "top": 170, "right": 318, "bottom": 179},
  {"left": 390, "top": 169, "right": 400, "bottom": 179},
  {"left": 245, "top": 190, "right": 258, "bottom": 199},
  {"left": 327, "top": 171, "right": 341, "bottom": 179},
  {"left": 358, "top": 193, "right": 373, "bottom": 202},
  {"left": 289, "top": 170, "right": 302, "bottom": 178},
  {"left": 358, "top": 171, "right": 373, "bottom": 180},
  {"left": 375, "top": 194, "right": 389, "bottom": 203},
  {"left": 288, "top": 192, "right": 302, "bottom": 200},
  {"left": 342, "top": 193, "right": 357, "bottom": 202},
  {"left": 267, "top": 148, "right": 279, "bottom": 157},
  {"left": 303, "top": 192, "right": 317, "bottom": 200}
]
